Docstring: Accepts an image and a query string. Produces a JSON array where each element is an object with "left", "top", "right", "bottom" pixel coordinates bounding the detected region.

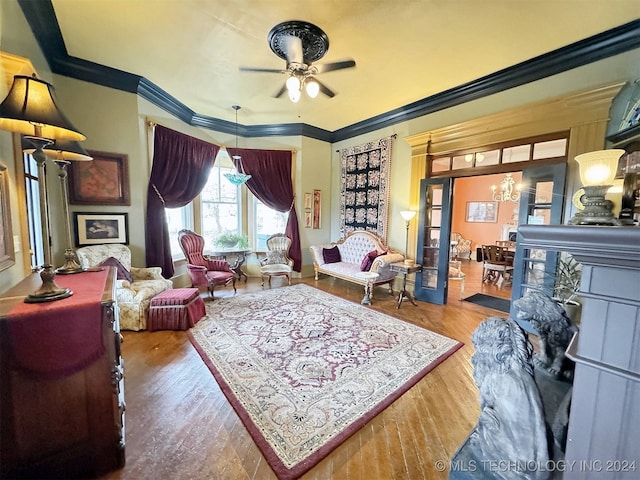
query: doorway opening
[{"left": 447, "top": 171, "right": 522, "bottom": 304}]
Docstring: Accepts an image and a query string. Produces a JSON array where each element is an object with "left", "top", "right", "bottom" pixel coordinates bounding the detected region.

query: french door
[
  {"left": 413, "top": 163, "right": 566, "bottom": 311},
  {"left": 414, "top": 177, "right": 453, "bottom": 305},
  {"left": 510, "top": 163, "right": 567, "bottom": 332}
]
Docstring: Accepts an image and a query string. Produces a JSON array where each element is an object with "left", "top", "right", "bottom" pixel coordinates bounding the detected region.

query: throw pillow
[
  {"left": 360, "top": 249, "right": 381, "bottom": 271},
  {"left": 99, "top": 256, "right": 133, "bottom": 282},
  {"left": 322, "top": 246, "right": 341, "bottom": 264}
]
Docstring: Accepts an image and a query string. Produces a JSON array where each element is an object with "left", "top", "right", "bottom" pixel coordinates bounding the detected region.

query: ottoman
[{"left": 148, "top": 288, "right": 206, "bottom": 331}]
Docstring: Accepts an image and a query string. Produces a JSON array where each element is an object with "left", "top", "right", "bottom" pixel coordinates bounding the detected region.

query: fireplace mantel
[{"left": 518, "top": 224, "right": 639, "bottom": 477}]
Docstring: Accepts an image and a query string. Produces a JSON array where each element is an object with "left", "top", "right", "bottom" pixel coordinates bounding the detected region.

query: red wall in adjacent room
[{"left": 451, "top": 172, "right": 522, "bottom": 251}]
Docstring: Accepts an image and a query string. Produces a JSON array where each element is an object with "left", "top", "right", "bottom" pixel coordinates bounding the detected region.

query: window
[
  {"left": 430, "top": 133, "right": 568, "bottom": 174},
  {"left": 253, "top": 199, "right": 288, "bottom": 251},
  {"left": 166, "top": 205, "right": 192, "bottom": 258},
  {"left": 23, "top": 153, "right": 43, "bottom": 268},
  {"left": 200, "top": 165, "right": 241, "bottom": 247}
]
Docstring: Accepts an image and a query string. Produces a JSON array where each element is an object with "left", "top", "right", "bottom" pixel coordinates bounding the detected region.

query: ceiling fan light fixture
[
  {"left": 286, "top": 75, "right": 300, "bottom": 93},
  {"left": 305, "top": 79, "right": 320, "bottom": 98},
  {"left": 288, "top": 88, "right": 301, "bottom": 103}
]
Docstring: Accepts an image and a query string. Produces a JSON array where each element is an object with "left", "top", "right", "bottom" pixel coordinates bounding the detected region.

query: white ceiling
[{"left": 50, "top": 0, "right": 639, "bottom": 131}]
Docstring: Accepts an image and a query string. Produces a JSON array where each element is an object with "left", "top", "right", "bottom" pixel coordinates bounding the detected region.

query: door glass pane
[
  {"left": 428, "top": 228, "right": 440, "bottom": 247},
  {"left": 430, "top": 209, "right": 442, "bottom": 227},
  {"left": 528, "top": 208, "right": 551, "bottom": 225},
  {"left": 423, "top": 248, "right": 439, "bottom": 268},
  {"left": 534, "top": 181, "right": 554, "bottom": 203},
  {"left": 431, "top": 186, "right": 443, "bottom": 205},
  {"left": 421, "top": 270, "right": 438, "bottom": 289},
  {"left": 503, "top": 145, "right": 531, "bottom": 163}
]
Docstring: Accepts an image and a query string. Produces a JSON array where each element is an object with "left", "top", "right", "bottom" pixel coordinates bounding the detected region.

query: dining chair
[{"left": 481, "top": 244, "right": 514, "bottom": 287}]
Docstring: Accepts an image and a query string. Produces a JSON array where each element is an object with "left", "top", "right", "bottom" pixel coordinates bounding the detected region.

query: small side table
[
  {"left": 390, "top": 262, "right": 422, "bottom": 309},
  {"left": 207, "top": 248, "right": 252, "bottom": 282},
  {"left": 357, "top": 271, "right": 380, "bottom": 305}
]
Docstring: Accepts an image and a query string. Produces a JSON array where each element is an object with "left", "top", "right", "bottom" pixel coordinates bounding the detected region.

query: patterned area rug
[{"left": 188, "top": 284, "right": 462, "bottom": 480}]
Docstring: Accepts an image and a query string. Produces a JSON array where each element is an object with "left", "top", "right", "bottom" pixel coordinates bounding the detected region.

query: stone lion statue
[
  {"left": 451, "top": 317, "right": 550, "bottom": 479},
  {"left": 512, "top": 290, "right": 577, "bottom": 380}
]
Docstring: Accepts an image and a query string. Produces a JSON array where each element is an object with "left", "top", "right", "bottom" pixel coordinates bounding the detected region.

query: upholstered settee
[
  {"left": 76, "top": 244, "right": 173, "bottom": 331},
  {"left": 310, "top": 230, "right": 404, "bottom": 294}
]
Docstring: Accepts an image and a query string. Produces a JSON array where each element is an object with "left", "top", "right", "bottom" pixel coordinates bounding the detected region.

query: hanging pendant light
[{"left": 223, "top": 105, "right": 251, "bottom": 185}]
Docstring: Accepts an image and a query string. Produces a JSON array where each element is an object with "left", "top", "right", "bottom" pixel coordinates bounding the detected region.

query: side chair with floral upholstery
[
  {"left": 76, "top": 244, "right": 173, "bottom": 331},
  {"left": 259, "top": 233, "right": 293, "bottom": 288},
  {"left": 178, "top": 229, "right": 236, "bottom": 299}
]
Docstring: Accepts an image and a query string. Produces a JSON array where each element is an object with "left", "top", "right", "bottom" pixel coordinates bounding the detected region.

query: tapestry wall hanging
[{"left": 339, "top": 135, "right": 394, "bottom": 241}]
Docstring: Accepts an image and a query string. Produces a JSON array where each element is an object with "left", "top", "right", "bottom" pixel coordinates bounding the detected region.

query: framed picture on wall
[
  {"left": 312, "top": 189, "right": 321, "bottom": 229},
  {"left": 69, "top": 151, "right": 131, "bottom": 206},
  {"left": 466, "top": 201, "right": 499, "bottom": 223},
  {"left": 74, "top": 212, "right": 129, "bottom": 246}
]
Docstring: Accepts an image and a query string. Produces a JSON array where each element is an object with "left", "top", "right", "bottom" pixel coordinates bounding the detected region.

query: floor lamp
[
  {"left": 400, "top": 210, "right": 417, "bottom": 265},
  {"left": 0, "top": 75, "right": 86, "bottom": 302}
]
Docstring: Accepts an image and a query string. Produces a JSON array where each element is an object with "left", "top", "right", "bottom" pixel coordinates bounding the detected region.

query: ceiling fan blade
[
  {"left": 273, "top": 83, "right": 287, "bottom": 98},
  {"left": 283, "top": 35, "right": 303, "bottom": 64},
  {"left": 315, "top": 59, "right": 356, "bottom": 74},
  {"left": 314, "top": 78, "right": 336, "bottom": 98},
  {"left": 239, "top": 66, "right": 286, "bottom": 74}
]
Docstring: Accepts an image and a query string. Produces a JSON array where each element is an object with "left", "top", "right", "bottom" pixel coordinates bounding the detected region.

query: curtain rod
[{"left": 146, "top": 119, "right": 296, "bottom": 154}]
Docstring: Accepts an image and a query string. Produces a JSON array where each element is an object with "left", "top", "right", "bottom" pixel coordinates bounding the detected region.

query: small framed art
[
  {"left": 74, "top": 212, "right": 129, "bottom": 246},
  {"left": 466, "top": 201, "right": 498, "bottom": 223}
]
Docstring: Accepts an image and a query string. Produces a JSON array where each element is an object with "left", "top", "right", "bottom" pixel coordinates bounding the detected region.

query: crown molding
[{"left": 16, "top": 0, "right": 640, "bottom": 143}]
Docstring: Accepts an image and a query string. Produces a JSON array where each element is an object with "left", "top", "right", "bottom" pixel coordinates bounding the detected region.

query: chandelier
[
  {"left": 221, "top": 105, "right": 251, "bottom": 185},
  {"left": 491, "top": 173, "right": 521, "bottom": 202}
]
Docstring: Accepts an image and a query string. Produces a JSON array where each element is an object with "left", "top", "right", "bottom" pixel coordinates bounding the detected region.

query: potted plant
[
  {"left": 214, "top": 232, "right": 249, "bottom": 249},
  {"left": 551, "top": 254, "right": 582, "bottom": 325}
]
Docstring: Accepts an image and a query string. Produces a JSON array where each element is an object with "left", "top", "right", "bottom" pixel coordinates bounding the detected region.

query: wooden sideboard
[{"left": 0, "top": 268, "right": 125, "bottom": 478}]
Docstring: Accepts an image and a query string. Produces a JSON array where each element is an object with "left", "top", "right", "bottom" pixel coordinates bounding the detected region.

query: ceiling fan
[{"left": 240, "top": 20, "right": 356, "bottom": 102}]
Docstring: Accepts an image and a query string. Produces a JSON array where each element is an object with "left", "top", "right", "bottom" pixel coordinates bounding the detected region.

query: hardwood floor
[{"left": 100, "top": 259, "right": 512, "bottom": 480}]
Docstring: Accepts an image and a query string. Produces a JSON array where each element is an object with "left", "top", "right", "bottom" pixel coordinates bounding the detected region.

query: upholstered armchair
[
  {"left": 76, "top": 244, "right": 173, "bottom": 331},
  {"left": 260, "top": 233, "right": 293, "bottom": 287},
  {"left": 450, "top": 232, "right": 472, "bottom": 260},
  {"left": 178, "top": 229, "right": 236, "bottom": 299}
]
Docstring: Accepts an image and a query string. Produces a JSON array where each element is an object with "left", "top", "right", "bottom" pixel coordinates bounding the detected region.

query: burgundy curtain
[
  {"left": 146, "top": 125, "right": 217, "bottom": 278},
  {"left": 228, "top": 147, "right": 302, "bottom": 272}
]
